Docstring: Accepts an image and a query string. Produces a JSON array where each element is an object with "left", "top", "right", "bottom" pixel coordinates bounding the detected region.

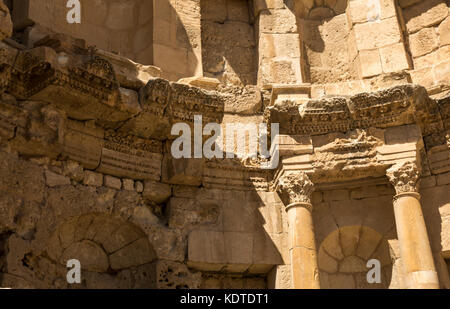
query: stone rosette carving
[
  {"left": 386, "top": 162, "right": 420, "bottom": 195},
  {"left": 276, "top": 172, "right": 314, "bottom": 206}
]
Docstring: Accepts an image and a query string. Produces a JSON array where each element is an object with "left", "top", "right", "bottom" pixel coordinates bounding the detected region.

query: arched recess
[
  {"left": 318, "top": 226, "right": 393, "bottom": 289},
  {"left": 46, "top": 213, "right": 157, "bottom": 288}
]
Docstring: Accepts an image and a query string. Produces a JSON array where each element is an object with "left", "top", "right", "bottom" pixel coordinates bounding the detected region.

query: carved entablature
[
  {"left": 267, "top": 85, "right": 444, "bottom": 138},
  {"left": 203, "top": 158, "right": 270, "bottom": 191},
  {"left": 140, "top": 78, "right": 225, "bottom": 124},
  {"left": 7, "top": 50, "right": 120, "bottom": 104},
  {"left": 386, "top": 162, "right": 421, "bottom": 195},
  {"left": 276, "top": 172, "right": 314, "bottom": 206}
]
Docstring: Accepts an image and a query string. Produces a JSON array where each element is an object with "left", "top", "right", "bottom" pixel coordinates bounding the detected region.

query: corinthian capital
[
  {"left": 276, "top": 172, "right": 314, "bottom": 206},
  {"left": 386, "top": 162, "right": 420, "bottom": 195}
]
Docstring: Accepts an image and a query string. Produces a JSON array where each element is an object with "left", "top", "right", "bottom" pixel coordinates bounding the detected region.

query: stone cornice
[{"left": 266, "top": 85, "right": 444, "bottom": 138}]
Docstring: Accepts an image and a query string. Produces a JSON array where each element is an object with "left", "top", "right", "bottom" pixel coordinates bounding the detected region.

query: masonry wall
[
  {"left": 10, "top": 0, "right": 153, "bottom": 64},
  {"left": 153, "top": 0, "right": 203, "bottom": 82},
  {"left": 0, "top": 150, "right": 272, "bottom": 289},
  {"left": 400, "top": 0, "right": 450, "bottom": 88},
  {"left": 201, "top": 0, "right": 257, "bottom": 87}
]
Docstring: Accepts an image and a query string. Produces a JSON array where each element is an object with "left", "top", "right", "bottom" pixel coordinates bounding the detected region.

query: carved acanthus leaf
[
  {"left": 386, "top": 162, "right": 420, "bottom": 194},
  {"left": 277, "top": 172, "right": 314, "bottom": 205}
]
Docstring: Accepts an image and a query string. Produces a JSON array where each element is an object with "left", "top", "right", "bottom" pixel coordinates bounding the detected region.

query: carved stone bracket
[
  {"left": 386, "top": 161, "right": 420, "bottom": 195},
  {"left": 276, "top": 172, "right": 314, "bottom": 206}
]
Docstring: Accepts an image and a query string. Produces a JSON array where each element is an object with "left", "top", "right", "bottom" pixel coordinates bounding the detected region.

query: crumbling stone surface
[{"left": 0, "top": 0, "right": 449, "bottom": 290}]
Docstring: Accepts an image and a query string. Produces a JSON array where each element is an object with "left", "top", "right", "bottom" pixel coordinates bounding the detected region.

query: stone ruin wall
[{"left": 0, "top": 0, "right": 449, "bottom": 289}]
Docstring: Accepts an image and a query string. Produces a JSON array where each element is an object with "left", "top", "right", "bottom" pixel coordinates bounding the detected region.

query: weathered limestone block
[
  {"left": 62, "top": 120, "right": 104, "bottom": 170},
  {"left": 167, "top": 197, "right": 220, "bottom": 230},
  {"left": 98, "top": 145, "right": 162, "bottom": 181},
  {"left": 379, "top": 43, "right": 410, "bottom": 73},
  {"left": 188, "top": 230, "right": 258, "bottom": 272},
  {"left": 62, "top": 161, "right": 84, "bottom": 182},
  {"left": 223, "top": 86, "right": 262, "bottom": 114},
  {"left": 122, "top": 78, "right": 224, "bottom": 140},
  {"left": 142, "top": 181, "right": 172, "bottom": 204},
  {"left": 104, "top": 175, "right": 122, "bottom": 190},
  {"left": 0, "top": 0, "right": 12, "bottom": 40},
  {"left": 162, "top": 156, "right": 204, "bottom": 186},
  {"left": 122, "top": 179, "right": 135, "bottom": 191},
  {"left": 251, "top": 230, "right": 285, "bottom": 273},
  {"left": 9, "top": 46, "right": 132, "bottom": 125},
  {"left": 353, "top": 17, "right": 402, "bottom": 51},
  {"left": 257, "top": 9, "right": 297, "bottom": 34},
  {"left": 178, "top": 76, "right": 220, "bottom": 91},
  {"left": 156, "top": 260, "right": 201, "bottom": 289},
  {"left": 45, "top": 170, "right": 70, "bottom": 187},
  {"left": 409, "top": 27, "right": 439, "bottom": 58},
  {"left": 83, "top": 171, "right": 103, "bottom": 187},
  {"left": 96, "top": 49, "right": 161, "bottom": 90},
  {"left": 119, "top": 88, "right": 141, "bottom": 115},
  {"left": 130, "top": 206, "right": 186, "bottom": 262},
  {"left": 358, "top": 49, "right": 383, "bottom": 78},
  {"left": 403, "top": 0, "right": 449, "bottom": 34}
]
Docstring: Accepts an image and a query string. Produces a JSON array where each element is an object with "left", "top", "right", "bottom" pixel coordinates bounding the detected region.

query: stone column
[
  {"left": 277, "top": 172, "right": 320, "bottom": 289},
  {"left": 387, "top": 162, "right": 439, "bottom": 289}
]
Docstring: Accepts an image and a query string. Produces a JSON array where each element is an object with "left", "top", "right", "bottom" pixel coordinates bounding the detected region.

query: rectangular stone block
[
  {"left": 259, "top": 33, "right": 301, "bottom": 60},
  {"left": 62, "top": 120, "right": 104, "bottom": 170},
  {"left": 224, "top": 232, "right": 253, "bottom": 270},
  {"left": 257, "top": 8, "right": 297, "bottom": 34},
  {"left": 403, "top": 0, "right": 449, "bottom": 34},
  {"left": 252, "top": 230, "right": 285, "bottom": 273},
  {"left": 410, "top": 67, "right": 436, "bottom": 88},
  {"left": 354, "top": 17, "right": 402, "bottom": 50},
  {"left": 409, "top": 27, "right": 439, "bottom": 58},
  {"left": 384, "top": 124, "right": 422, "bottom": 145},
  {"left": 98, "top": 146, "right": 162, "bottom": 181},
  {"left": 188, "top": 230, "right": 226, "bottom": 271},
  {"left": 379, "top": 43, "right": 410, "bottom": 73},
  {"left": 358, "top": 49, "right": 382, "bottom": 78}
]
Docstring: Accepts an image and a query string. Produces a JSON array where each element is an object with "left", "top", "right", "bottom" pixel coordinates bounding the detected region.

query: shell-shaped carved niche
[
  {"left": 318, "top": 225, "right": 393, "bottom": 289},
  {"left": 47, "top": 213, "right": 156, "bottom": 273}
]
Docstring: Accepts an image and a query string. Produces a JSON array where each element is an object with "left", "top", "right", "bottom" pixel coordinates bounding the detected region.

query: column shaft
[
  {"left": 393, "top": 193, "right": 439, "bottom": 289},
  {"left": 287, "top": 203, "right": 319, "bottom": 289}
]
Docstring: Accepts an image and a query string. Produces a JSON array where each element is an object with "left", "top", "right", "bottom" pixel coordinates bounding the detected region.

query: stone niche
[{"left": 297, "top": 0, "right": 359, "bottom": 84}]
